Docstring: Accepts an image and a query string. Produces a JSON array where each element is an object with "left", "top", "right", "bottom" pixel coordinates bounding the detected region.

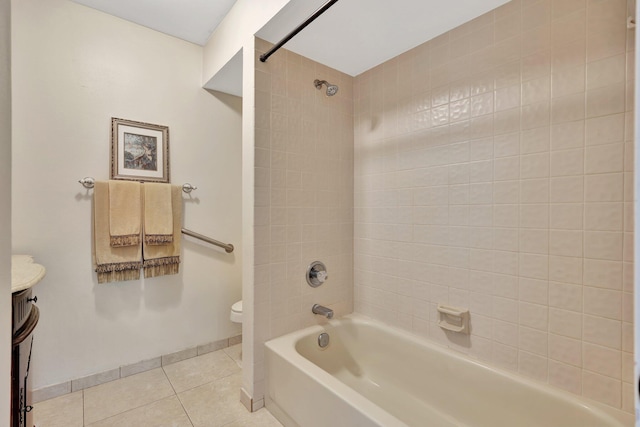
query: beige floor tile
[
  {"left": 178, "top": 373, "right": 248, "bottom": 427},
  {"left": 33, "top": 390, "right": 84, "bottom": 427},
  {"left": 164, "top": 349, "right": 240, "bottom": 393},
  {"left": 83, "top": 368, "right": 174, "bottom": 425},
  {"left": 223, "top": 344, "right": 242, "bottom": 368},
  {"left": 222, "top": 407, "right": 283, "bottom": 427},
  {"left": 86, "top": 395, "right": 193, "bottom": 427}
]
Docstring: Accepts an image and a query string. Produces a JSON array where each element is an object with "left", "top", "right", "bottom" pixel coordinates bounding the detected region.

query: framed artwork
[{"left": 111, "top": 118, "right": 170, "bottom": 183}]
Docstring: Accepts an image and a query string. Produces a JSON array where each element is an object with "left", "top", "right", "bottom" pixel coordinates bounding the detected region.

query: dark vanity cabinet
[{"left": 11, "top": 288, "right": 38, "bottom": 427}]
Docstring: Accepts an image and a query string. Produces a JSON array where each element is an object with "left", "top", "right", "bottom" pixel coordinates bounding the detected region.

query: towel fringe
[
  {"left": 95, "top": 261, "right": 142, "bottom": 283},
  {"left": 143, "top": 256, "right": 180, "bottom": 278},
  {"left": 110, "top": 234, "right": 141, "bottom": 247},
  {"left": 144, "top": 234, "right": 174, "bottom": 245},
  {"left": 95, "top": 261, "right": 142, "bottom": 273}
]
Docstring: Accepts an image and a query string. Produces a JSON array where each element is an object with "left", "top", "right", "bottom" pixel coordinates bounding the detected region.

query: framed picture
[{"left": 111, "top": 118, "right": 170, "bottom": 183}]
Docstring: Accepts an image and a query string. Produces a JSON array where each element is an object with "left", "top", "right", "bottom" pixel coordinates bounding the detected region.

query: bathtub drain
[{"left": 318, "top": 332, "right": 330, "bottom": 348}]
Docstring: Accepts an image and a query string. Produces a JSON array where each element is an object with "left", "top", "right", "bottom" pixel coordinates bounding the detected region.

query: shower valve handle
[{"left": 314, "top": 270, "right": 328, "bottom": 283}]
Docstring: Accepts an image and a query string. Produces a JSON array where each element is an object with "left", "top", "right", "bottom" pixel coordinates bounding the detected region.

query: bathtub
[{"left": 265, "top": 314, "right": 632, "bottom": 427}]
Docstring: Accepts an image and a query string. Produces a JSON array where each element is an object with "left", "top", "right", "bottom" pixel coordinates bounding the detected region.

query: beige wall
[
  {"left": 12, "top": 0, "right": 243, "bottom": 390},
  {"left": 354, "top": 0, "right": 634, "bottom": 412},
  {"left": 0, "top": 0, "right": 11, "bottom": 422},
  {"left": 248, "top": 38, "right": 354, "bottom": 408}
]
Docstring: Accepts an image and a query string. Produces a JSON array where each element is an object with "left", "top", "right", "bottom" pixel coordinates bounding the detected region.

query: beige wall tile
[
  {"left": 585, "top": 143, "right": 624, "bottom": 174},
  {"left": 552, "top": 66, "right": 586, "bottom": 98},
  {"left": 351, "top": 1, "right": 633, "bottom": 412},
  {"left": 583, "top": 342, "right": 622, "bottom": 379},
  {"left": 551, "top": 121, "right": 584, "bottom": 150},
  {"left": 586, "top": 113, "right": 625, "bottom": 145},
  {"left": 548, "top": 360, "right": 582, "bottom": 394},
  {"left": 584, "top": 286, "right": 622, "bottom": 320},
  {"left": 550, "top": 203, "right": 584, "bottom": 230},
  {"left": 550, "top": 148, "right": 584, "bottom": 176},
  {"left": 585, "top": 202, "right": 624, "bottom": 231},
  {"left": 549, "top": 281, "right": 582, "bottom": 312},
  {"left": 583, "top": 314, "right": 622, "bottom": 349},
  {"left": 584, "top": 173, "right": 623, "bottom": 202},
  {"left": 584, "top": 231, "right": 623, "bottom": 261},
  {"left": 586, "top": 82, "right": 626, "bottom": 118},
  {"left": 549, "top": 333, "right": 582, "bottom": 366},
  {"left": 520, "top": 127, "right": 550, "bottom": 155},
  {"left": 549, "top": 255, "right": 583, "bottom": 284},
  {"left": 550, "top": 176, "right": 584, "bottom": 202},
  {"left": 582, "top": 370, "right": 622, "bottom": 408},
  {"left": 519, "top": 350, "right": 549, "bottom": 381},
  {"left": 519, "top": 277, "right": 549, "bottom": 304},
  {"left": 586, "top": 54, "right": 626, "bottom": 90},
  {"left": 551, "top": 8, "right": 586, "bottom": 45},
  {"left": 549, "top": 308, "right": 582, "bottom": 339},
  {"left": 551, "top": 92, "right": 585, "bottom": 123},
  {"left": 549, "top": 230, "right": 583, "bottom": 257},
  {"left": 584, "top": 258, "right": 623, "bottom": 289}
]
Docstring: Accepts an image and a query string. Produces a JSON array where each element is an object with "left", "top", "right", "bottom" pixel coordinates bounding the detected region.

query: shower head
[{"left": 314, "top": 79, "right": 339, "bottom": 96}]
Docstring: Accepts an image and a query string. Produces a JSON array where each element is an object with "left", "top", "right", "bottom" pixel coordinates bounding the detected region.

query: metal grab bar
[{"left": 181, "top": 228, "right": 234, "bottom": 253}]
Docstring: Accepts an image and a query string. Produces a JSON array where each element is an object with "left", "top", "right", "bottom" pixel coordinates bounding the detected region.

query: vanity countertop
[{"left": 12, "top": 255, "right": 46, "bottom": 293}]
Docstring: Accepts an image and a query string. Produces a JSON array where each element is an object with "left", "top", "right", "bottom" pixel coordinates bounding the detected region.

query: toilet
[{"left": 230, "top": 300, "right": 243, "bottom": 323}]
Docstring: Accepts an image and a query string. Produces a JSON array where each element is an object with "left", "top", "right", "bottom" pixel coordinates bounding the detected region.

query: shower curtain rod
[{"left": 259, "top": 0, "right": 340, "bottom": 63}]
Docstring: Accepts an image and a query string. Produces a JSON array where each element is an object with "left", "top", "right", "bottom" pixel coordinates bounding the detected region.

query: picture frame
[{"left": 111, "top": 117, "right": 170, "bottom": 183}]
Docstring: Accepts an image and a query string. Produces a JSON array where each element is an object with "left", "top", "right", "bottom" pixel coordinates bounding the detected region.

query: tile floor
[{"left": 33, "top": 344, "right": 283, "bottom": 427}]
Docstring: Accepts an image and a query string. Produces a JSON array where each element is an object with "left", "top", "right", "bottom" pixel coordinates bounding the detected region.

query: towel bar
[
  {"left": 79, "top": 177, "right": 234, "bottom": 254},
  {"left": 78, "top": 177, "right": 197, "bottom": 194}
]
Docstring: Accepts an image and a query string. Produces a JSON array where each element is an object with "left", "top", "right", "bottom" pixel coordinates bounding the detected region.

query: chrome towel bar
[
  {"left": 78, "top": 177, "right": 197, "bottom": 194},
  {"left": 79, "top": 177, "right": 234, "bottom": 253}
]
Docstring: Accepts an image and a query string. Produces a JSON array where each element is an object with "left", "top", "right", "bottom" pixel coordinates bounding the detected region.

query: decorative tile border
[{"left": 33, "top": 334, "right": 242, "bottom": 403}]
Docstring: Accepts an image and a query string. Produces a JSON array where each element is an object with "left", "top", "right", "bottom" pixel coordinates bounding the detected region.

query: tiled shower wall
[
  {"left": 252, "top": 38, "right": 354, "bottom": 401},
  {"left": 354, "top": 0, "right": 634, "bottom": 412}
]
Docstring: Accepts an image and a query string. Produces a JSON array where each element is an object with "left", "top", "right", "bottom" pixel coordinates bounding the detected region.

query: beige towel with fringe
[
  {"left": 93, "top": 181, "right": 142, "bottom": 283},
  {"left": 108, "top": 180, "right": 141, "bottom": 247},
  {"left": 143, "top": 185, "right": 182, "bottom": 278},
  {"left": 143, "top": 183, "right": 174, "bottom": 245}
]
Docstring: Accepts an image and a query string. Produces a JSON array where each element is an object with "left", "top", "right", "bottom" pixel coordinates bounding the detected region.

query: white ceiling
[
  {"left": 257, "top": 0, "right": 510, "bottom": 77},
  {"left": 73, "top": 0, "right": 510, "bottom": 88},
  {"left": 72, "top": 0, "right": 238, "bottom": 46}
]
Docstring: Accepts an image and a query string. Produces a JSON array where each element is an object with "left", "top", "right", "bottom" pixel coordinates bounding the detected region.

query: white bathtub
[{"left": 265, "top": 314, "right": 632, "bottom": 427}]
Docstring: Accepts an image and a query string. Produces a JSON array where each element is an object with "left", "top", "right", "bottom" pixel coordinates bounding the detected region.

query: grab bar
[
  {"left": 181, "top": 228, "right": 234, "bottom": 253},
  {"left": 78, "top": 177, "right": 233, "bottom": 253}
]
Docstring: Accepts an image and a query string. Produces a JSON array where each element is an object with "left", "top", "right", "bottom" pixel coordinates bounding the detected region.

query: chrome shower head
[{"left": 314, "top": 79, "right": 338, "bottom": 96}]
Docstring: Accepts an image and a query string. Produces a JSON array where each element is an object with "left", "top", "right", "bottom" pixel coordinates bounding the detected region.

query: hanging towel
[
  {"left": 143, "top": 183, "right": 174, "bottom": 245},
  {"left": 93, "top": 181, "right": 142, "bottom": 283},
  {"left": 143, "top": 185, "right": 182, "bottom": 278},
  {"left": 108, "top": 180, "right": 141, "bottom": 247}
]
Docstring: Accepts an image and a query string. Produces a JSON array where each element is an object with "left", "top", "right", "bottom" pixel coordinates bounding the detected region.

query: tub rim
[{"left": 265, "top": 313, "right": 633, "bottom": 427}]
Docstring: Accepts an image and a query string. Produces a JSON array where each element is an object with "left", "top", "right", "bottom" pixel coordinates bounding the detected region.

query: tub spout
[{"left": 312, "top": 304, "right": 334, "bottom": 319}]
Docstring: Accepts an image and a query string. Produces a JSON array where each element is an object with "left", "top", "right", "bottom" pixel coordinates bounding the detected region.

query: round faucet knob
[{"left": 315, "top": 270, "right": 328, "bottom": 283}]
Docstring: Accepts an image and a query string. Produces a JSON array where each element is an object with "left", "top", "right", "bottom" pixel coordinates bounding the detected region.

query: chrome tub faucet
[{"left": 312, "top": 304, "right": 334, "bottom": 319}]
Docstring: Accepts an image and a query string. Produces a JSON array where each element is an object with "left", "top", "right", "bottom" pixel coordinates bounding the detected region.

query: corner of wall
[
  {"left": 0, "top": 0, "right": 11, "bottom": 422},
  {"left": 241, "top": 35, "right": 257, "bottom": 406}
]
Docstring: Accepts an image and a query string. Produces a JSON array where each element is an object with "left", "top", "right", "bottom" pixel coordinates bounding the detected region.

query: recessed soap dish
[{"left": 437, "top": 304, "right": 470, "bottom": 334}]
